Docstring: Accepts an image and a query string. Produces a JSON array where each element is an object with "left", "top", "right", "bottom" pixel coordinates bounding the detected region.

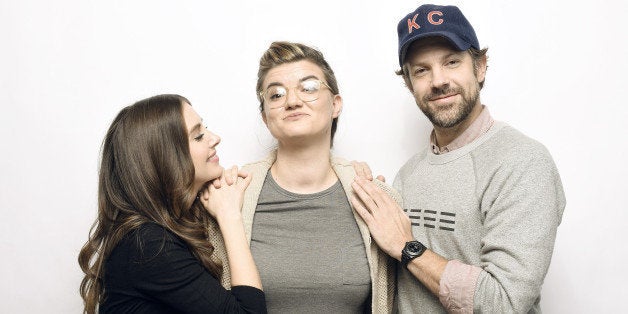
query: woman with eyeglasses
[
  {"left": 209, "top": 42, "right": 400, "bottom": 313},
  {"left": 78, "top": 94, "right": 266, "bottom": 313}
]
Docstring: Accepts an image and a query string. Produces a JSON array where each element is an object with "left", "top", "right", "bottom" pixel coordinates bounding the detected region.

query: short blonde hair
[{"left": 256, "top": 41, "right": 340, "bottom": 144}]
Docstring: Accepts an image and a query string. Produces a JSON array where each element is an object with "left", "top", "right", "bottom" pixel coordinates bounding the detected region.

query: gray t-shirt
[{"left": 250, "top": 171, "right": 371, "bottom": 313}]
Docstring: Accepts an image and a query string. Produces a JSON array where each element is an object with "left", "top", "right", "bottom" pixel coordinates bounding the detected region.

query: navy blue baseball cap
[{"left": 397, "top": 4, "right": 479, "bottom": 66}]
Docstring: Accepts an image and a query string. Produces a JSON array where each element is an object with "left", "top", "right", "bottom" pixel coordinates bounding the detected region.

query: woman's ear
[{"left": 332, "top": 94, "right": 343, "bottom": 118}]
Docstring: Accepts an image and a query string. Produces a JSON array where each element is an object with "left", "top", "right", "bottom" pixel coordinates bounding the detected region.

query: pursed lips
[{"left": 282, "top": 112, "right": 308, "bottom": 120}]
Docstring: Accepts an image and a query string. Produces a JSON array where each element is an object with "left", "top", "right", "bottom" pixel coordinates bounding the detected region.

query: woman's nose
[
  {"left": 284, "top": 89, "right": 303, "bottom": 108},
  {"left": 208, "top": 132, "right": 220, "bottom": 147}
]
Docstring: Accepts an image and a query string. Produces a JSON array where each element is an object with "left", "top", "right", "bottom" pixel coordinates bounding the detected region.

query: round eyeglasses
[{"left": 260, "top": 79, "right": 331, "bottom": 109}]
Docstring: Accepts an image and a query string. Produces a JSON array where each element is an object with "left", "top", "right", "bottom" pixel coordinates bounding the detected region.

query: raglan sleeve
[{"left": 466, "top": 145, "right": 566, "bottom": 313}]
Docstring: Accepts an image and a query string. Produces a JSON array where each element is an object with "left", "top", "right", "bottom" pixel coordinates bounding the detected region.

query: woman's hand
[
  {"left": 200, "top": 166, "right": 252, "bottom": 223},
  {"left": 200, "top": 166, "right": 263, "bottom": 290}
]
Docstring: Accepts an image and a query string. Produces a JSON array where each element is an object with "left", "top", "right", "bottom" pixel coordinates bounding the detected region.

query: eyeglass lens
[{"left": 264, "top": 80, "right": 323, "bottom": 107}]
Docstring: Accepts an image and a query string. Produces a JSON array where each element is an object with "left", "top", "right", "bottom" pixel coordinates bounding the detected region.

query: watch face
[
  {"left": 407, "top": 241, "right": 422, "bottom": 253},
  {"left": 402, "top": 241, "right": 426, "bottom": 267}
]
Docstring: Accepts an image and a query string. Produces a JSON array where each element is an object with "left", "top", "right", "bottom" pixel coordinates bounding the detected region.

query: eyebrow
[
  {"left": 265, "top": 75, "right": 320, "bottom": 89},
  {"left": 188, "top": 119, "right": 203, "bottom": 135},
  {"left": 410, "top": 51, "right": 465, "bottom": 67},
  {"left": 443, "top": 51, "right": 465, "bottom": 59}
]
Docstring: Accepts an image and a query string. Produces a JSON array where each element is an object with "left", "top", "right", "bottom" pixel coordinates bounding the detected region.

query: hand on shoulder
[{"left": 351, "top": 160, "right": 386, "bottom": 182}]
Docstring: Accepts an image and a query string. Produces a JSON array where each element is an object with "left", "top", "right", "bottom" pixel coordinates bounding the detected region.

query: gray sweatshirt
[{"left": 393, "top": 122, "right": 566, "bottom": 313}]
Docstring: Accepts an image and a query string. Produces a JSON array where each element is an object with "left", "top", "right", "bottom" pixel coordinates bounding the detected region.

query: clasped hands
[{"left": 199, "top": 166, "right": 252, "bottom": 222}]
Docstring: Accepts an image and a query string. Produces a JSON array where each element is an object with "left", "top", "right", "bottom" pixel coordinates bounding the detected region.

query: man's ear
[
  {"left": 476, "top": 55, "right": 488, "bottom": 84},
  {"left": 401, "top": 65, "right": 415, "bottom": 93}
]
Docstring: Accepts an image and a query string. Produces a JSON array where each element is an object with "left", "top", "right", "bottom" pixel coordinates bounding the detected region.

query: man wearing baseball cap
[{"left": 350, "top": 4, "right": 565, "bottom": 313}]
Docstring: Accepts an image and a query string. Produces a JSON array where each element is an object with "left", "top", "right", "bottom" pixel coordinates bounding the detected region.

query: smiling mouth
[
  {"left": 430, "top": 93, "right": 457, "bottom": 101},
  {"left": 207, "top": 152, "right": 219, "bottom": 162}
]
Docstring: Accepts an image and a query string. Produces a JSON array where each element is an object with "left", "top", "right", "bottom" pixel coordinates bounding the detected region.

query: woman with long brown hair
[{"left": 78, "top": 94, "right": 266, "bottom": 313}]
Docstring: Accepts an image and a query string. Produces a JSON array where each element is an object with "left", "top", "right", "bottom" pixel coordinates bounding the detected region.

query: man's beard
[{"left": 416, "top": 83, "right": 480, "bottom": 128}]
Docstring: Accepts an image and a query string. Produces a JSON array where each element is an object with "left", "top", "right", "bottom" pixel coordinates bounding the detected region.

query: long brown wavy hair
[{"left": 78, "top": 94, "right": 222, "bottom": 313}]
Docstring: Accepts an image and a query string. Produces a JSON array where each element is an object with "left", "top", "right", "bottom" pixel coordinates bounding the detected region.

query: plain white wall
[{"left": 1, "top": 0, "right": 626, "bottom": 312}]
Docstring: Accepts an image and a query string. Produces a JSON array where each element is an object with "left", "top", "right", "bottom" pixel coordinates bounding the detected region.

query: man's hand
[
  {"left": 351, "top": 177, "right": 413, "bottom": 260},
  {"left": 351, "top": 160, "right": 386, "bottom": 182}
]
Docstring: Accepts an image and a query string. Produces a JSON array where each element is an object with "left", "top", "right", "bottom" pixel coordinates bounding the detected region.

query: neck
[
  {"left": 433, "top": 103, "right": 483, "bottom": 147},
  {"left": 271, "top": 139, "right": 337, "bottom": 194}
]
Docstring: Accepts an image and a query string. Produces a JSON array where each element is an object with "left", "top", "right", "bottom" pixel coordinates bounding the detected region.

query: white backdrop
[{"left": 1, "top": 0, "right": 626, "bottom": 312}]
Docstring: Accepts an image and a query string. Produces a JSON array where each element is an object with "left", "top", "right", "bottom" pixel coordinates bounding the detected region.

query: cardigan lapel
[{"left": 241, "top": 151, "right": 275, "bottom": 243}]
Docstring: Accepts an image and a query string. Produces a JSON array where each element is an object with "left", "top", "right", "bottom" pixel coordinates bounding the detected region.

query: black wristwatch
[{"left": 401, "top": 240, "right": 427, "bottom": 267}]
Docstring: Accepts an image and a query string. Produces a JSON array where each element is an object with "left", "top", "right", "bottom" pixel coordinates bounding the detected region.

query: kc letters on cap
[{"left": 397, "top": 4, "right": 480, "bottom": 66}]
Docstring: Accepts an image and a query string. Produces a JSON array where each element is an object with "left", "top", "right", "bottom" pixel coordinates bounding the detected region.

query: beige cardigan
[{"left": 207, "top": 151, "right": 400, "bottom": 313}]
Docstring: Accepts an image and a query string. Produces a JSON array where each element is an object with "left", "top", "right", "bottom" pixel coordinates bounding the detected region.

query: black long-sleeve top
[{"left": 100, "top": 223, "right": 266, "bottom": 313}]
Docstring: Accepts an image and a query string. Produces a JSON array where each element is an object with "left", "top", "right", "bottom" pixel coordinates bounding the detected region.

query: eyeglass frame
[{"left": 258, "top": 79, "right": 333, "bottom": 109}]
